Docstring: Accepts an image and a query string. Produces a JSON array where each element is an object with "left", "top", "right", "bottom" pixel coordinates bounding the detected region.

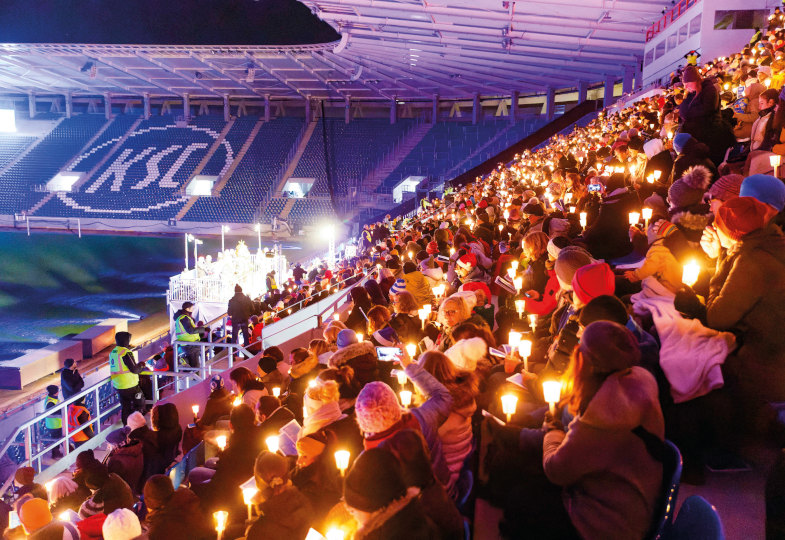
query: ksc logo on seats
[{"left": 58, "top": 124, "right": 233, "bottom": 214}]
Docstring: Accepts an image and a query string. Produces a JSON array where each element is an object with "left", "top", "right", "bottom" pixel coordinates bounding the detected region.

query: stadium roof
[{"left": 0, "top": 0, "right": 674, "bottom": 102}]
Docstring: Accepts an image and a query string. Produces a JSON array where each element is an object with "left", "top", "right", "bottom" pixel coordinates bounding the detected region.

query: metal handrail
[{"left": 645, "top": 0, "right": 700, "bottom": 42}]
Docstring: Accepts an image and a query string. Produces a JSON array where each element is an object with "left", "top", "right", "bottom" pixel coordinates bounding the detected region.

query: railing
[{"left": 645, "top": 0, "right": 700, "bottom": 42}]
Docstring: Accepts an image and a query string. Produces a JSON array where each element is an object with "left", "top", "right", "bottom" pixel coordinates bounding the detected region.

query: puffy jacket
[
  {"left": 328, "top": 341, "right": 379, "bottom": 386},
  {"left": 146, "top": 487, "right": 213, "bottom": 540}
]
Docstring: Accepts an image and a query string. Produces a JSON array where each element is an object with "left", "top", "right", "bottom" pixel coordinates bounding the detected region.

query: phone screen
[
  {"left": 8, "top": 511, "right": 19, "bottom": 529},
  {"left": 376, "top": 347, "right": 402, "bottom": 362},
  {"left": 588, "top": 184, "right": 602, "bottom": 193}
]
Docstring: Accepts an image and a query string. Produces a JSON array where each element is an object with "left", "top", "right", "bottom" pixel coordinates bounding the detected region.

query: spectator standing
[
  {"left": 227, "top": 284, "right": 254, "bottom": 345},
  {"left": 61, "top": 358, "right": 84, "bottom": 400},
  {"left": 108, "top": 331, "right": 145, "bottom": 425}
]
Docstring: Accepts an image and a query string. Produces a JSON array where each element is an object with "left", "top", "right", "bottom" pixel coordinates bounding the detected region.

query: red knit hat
[
  {"left": 715, "top": 196, "right": 776, "bottom": 241},
  {"left": 426, "top": 241, "right": 439, "bottom": 255},
  {"left": 572, "top": 262, "right": 615, "bottom": 305},
  {"left": 457, "top": 252, "right": 477, "bottom": 271},
  {"left": 460, "top": 281, "right": 492, "bottom": 303}
]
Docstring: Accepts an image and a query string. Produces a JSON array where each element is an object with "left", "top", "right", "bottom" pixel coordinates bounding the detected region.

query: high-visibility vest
[
  {"left": 109, "top": 346, "right": 140, "bottom": 390},
  {"left": 175, "top": 314, "right": 200, "bottom": 342},
  {"left": 68, "top": 405, "right": 90, "bottom": 442},
  {"left": 44, "top": 397, "right": 62, "bottom": 429}
]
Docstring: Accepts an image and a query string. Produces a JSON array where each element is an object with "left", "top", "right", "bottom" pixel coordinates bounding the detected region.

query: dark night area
[{"left": 0, "top": 0, "right": 340, "bottom": 45}]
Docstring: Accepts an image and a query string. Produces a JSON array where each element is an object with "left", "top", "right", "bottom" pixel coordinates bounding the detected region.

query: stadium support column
[
  {"left": 143, "top": 93, "right": 151, "bottom": 120},
  {"left": 432, "top": 94, "right": 439, "bottom": 125},
  {"left": 390, "top": 97, "right": 397, "bottom": 125},
  {"left": 264, "top": 95, "right": 270, "bottom": 122},
  {"left": 344, "top": 96, "right": 351, "bottom": 124},
  {"left": 577, "top": 80, "right": 588, "bottom": 104},
  {"left": 183, "top": 93, "right": 190, "bottom": 121},
  {"left": 472, "top": 93, "right": 480, "bottom": 125},
  {"left": 545, "top": 87, "right": 555, "bottom": 121},
  {"left": 65, "top": 91, "right": 72, "bottom": 119},
  {"left": 104, "top": 93, "right": 112, "bottom": 120},
  {"left": 622, "top": 65, "right": 634, "bottom": 95},
  {"left": 634, "top": 57, "right": 642, "bottom": 92},
  {"left": 28, "top": 92, "right": 35, "bottom": 119},
  {"left": 223, "top": 94, "right": 230, "bottom": 122},
  {"left": 305, "top": 97, "right": 311, "bottom": 122},
  {"left": 603, "top": 75, "right": 615, "bottom": 108},
  {"left": 509, "top": 90, "right": 518, "bottom": 125}
]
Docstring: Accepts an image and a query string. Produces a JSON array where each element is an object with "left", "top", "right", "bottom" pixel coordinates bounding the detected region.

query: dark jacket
[
  {"left": 707, "top": 224, "right": 785, "bottom": 402},
  {"left": 292, "top": 455, "right": 343, "bottom": 529},
  {"left": 357, "top": 495, "right": 439, "bottom": 540},
  {"left": 327, "top": 341, "right": 380, "bottom": 387},
  {"left": 678, "top": 78, "right": 734, "bottom": 165},
  {"left": 246, "top": 485, "right": 313, "bottom": 540},
  {"left": 227, "top": 291, "right": 254, "bottom": 322},
  {"left": 580, "top": 188, "right": 639, "bottom": 260},
  {"left": 199, "top": 387, "right": 233, "bottom": 427},
  {"left": 389, "top": 313, "right": 423, "bottom": 344},
  {"left": 671, "top": 138, "right": 718, "bottom": 183},
  {"left": 61, "top": 368, "right": 84, "bottom": 399},
  {"left": 105, "top": 439, "right": 144, "bottom": 493},
  {"left": 128, "top": 425, "right": 166, "bottom": 483},
  {"left": 205, "top": 424, "right": 265, "bottom": 512},
  {"left": 146, "top": 487, "right": 213, "bottom": 540}
]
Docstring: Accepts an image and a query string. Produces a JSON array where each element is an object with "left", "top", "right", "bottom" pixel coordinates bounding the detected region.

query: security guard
[
  {"left": 173, "top": 301, "right": 203, "bottom": 368},
  {"left": 109, "top": 331, "right": 145, "bottom": 425},
  {"left": 44, "top": 385, "right": 62, "bottom": 458},
  {"left": 67, "top": 396, "right": 93, "bottom": 446}
]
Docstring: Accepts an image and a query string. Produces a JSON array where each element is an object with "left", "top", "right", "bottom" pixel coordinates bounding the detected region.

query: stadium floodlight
[
  {"left": 0, "top": 109, "right": 16, "bottom": 132},
  {"left": 322, "top": 224, "right": 336, "bottom": 269},
  {"left": 221, "top": 224, "right": 230, "bottom": 252}
]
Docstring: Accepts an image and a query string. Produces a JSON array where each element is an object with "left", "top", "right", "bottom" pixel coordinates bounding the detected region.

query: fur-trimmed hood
[
  {"left": 328, "top": 341, "right": 377, "bottom": 368},
  {"left": 670, "top": 207, "right": 712, "bottom": 232}
]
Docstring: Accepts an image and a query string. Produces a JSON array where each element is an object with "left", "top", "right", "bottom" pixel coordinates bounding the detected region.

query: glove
[
  {"left": 542, "top": 411, "right": 564, "bottom": 433},
  {"left": 674, "top": 286, "right": 706, "bottom": 321}
]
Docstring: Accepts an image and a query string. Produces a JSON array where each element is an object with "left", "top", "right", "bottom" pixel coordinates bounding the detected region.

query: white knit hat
[
  {"left": 126, "top": 411, "right": 146, "bottom": 431},
  {"left": 445, "top": 337, "right": 487, "bottom": 371},
  {"left": 102, "top": 508, "right": 142, "bottom": 540}
]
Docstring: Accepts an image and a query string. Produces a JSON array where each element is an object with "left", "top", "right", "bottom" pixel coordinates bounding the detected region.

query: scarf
[
  {"left": 301, "top": 399, "right": 344, "bottom": 437},
  {"left": 363, "top": 412, "right": 422, "bottom": 449}
]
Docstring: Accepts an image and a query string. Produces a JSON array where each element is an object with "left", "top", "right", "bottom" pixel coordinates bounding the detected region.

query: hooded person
[
  {"left": 343, "top": 448, "right": 438, "bottom": 540},
  {"left": 246, "top": 451, "right": 313, "bottom": 540},
  {"left": 355, "top": 351, "right": 453, "bottom": 486},
  {"left": 328, "top": 329, "right": 380, "bottom": 386},
  {"left": 143, "top": 474, "right": 213, "bottom": 540},
  {"left": 579, "top": 173, "right": 638, "bottom": 261}
]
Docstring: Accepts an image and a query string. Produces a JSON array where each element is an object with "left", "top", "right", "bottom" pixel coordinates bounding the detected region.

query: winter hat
[
  {"left": 75, "top": 449, "right": 99, "bottom": 470},
  {"left": 14, "top": 466, "right": 35, "bottom": 486},
  {"left": 604, "top": 173, "right": 626, "bottom": 194},
  {"left": 355, "top": 381, "right": 402, "bottom": 435},
  {"left": 336, "top": 329, "right": 359, "bottom": 349},
  {"left": 682, "top": 65, "right": 702, "bottom": 83},
  {"left": 46, "top": 385, "right": 58, "bottom": 396},
  {"left": 234, "top": 284, "right": 243, "bottom": 293},
  {"left": 672, "top": 132, "right": 693, "bottom": 154},
  {"left": 102, "top": 508, "right": 142, "bottom": 540},
  {"left": 579, "top": 321, "right": 641, "bottom": 374},
  {"left": 643, "top": 138, "right": 665, "bottom": 159},
  {"left": 258, "top": 355, "right": 277, "bottom": 375},
  {"left": 708, "top": 174, "right": 744, "bottom": 203},
  {"left": 715, "top": 196, "right": 777, "bottom": 240},
  {"left": 740, "top": 174, "right": 785, "bottom": 211},
  {"left": 578, "top": 295, "right": 629, "bottom": 327},
  {"left": 554, "top": 246, "right": 594, "bottom": 291},
  {"left": 210, "top": 374, "right": 225, "bottom": 391},
  {"left": 296, "top": 433, "right": 327, "bottom": 460},
  {"left": 19, "top": 497, "right": 51, "bottom": 534},
  {"left": 143, "top": 474, "right": 175, "bottom": 510},
  {"left": 126, "top": 411, "right": 147, "bottom": 431},
  {"left": 456, "top": 252, "right": 477, "bottom": 271},
  {"left": 389, "top": 278, "right": 407, "bottom": 296},
  {"left": 344, "top": 447, "right": 408, "bottom": 512},
  {"left": 668, "top": 165, "right": 711, "bottom": 209},
  {"left": 445, "top": 337, "right": 487, "bottom": 371},
  {"left": 426, "top": 241, "right": 439, "bottom": 255},
  {"left": 572, "top": 262, "right": 615, "bottom": 305},
  {"left": 547, "top": 236, "right": 571, "bottom": 261},
  {"left": 523, "top": 201, "right": 544, "bottom": 216},
  {"left": 460, "top": 281, "right": 492, "bottom": 305},
  {"left": 254, "top": 451, "right": 289, "bottom": 487},
  {"left": 48, "top": 476, "right": 78, "bottom": 502},
  {"left": 106, "top": 427, "right": 130, "bottom": 446}
]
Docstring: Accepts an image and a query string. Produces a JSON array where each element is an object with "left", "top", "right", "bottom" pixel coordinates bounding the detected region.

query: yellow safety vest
[
  {"left": 109, "top": 346, "right": 140, "bottom": 390},
  {"left": 44, "top": 397, "right": 62, "bottom": 429},
  {"left": 175, "top": 314, "right": 200, "bottom": 342}
]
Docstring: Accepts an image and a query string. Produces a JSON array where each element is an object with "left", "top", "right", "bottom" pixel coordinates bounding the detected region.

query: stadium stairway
[
  {"left": 69, "top": 117, "right": 143, "bottom": 193},
  {"left": 0, "top": 120, "right": 62, "bottom": 179},
  {"left": 277, "top": 198, "right": 297, "bottom": 221},
  {"left": 207, "top": 118, "right": 265, "bottom": 200},
  {"left": 273, "top": 119, "right": 318, "bottom": 196}
]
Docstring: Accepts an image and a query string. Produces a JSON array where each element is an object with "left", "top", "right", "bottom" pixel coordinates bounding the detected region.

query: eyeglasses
[{"left": 443, "top": 309, "right": 459, "bottom": 316}]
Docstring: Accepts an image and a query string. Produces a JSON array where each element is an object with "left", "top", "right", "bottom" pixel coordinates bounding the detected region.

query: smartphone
[
  {"left": 376, "top": 346, "right": 402, "bottom": 362},
  {"left": 436, "top": 254, "right": 450, "bottom": 263},
  {"left": 736, "top": 85, "right": 745, "bottom": 99},
  {"left": 588, "top": 184, "right": 602, "bottom": 193},
  {"left": 8, "top": 511, "right": 19, "bottom": 529}
]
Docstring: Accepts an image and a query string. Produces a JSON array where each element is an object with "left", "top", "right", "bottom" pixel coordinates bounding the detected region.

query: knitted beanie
[
  {"left": 336, "top": 328, "right": 358, "bottom": 349},
  {"left": 673, "top": 132, "right": 693, "bottom": 154},
  {"left": 682, "top": 65, "right": 701, "bottom": 83},
  {"left": 445, "top": 337, "right": 487, "bottom": 371},
  {"left": 355, "top": 381, "right": 402, "bottom": 435},
  {"left": 740, "top": 174, "right": 785, "bottom": 211},
  {"left": 126, "top": 411, "right": 146, "bottom": 431},
  {"left": 707, "top": 174, "right": 744, "bottom": 203},
  {"left": 579, "top": 321, "right": 641, "bottom": 374},
  {"left": 14, "top": 466, "right": 35, "bottom": 486},
  {"left": 554, "top": 247, "right": 594, "bottom": 291},
  {"left": 572, "top": 262, "right": 616, "bottom": 305},
  {"left": 578, "top": 295, "right": 629, "bottom": 327},
  {"left": 668, "top": 165, "right": 711, "bottom": 209},
  {"left": 344, "top": 447, "right": 408, "bottom": 512},
  {"left": 19, "top": 497, "right": 51, "bottom": 534},
  {"left": 49, "top": 476, "right": 79, "bottom": 502},
  {"left": 210, "top": 375, "right": 225, "bottom": 391},
  {"left": 142, "top": 474, "right": 174, "bottom": 510},
  {"left": 46, "top": 385, "right": 58, "bottom": 396},
  {"left": 102, "top": 508, "right": 142, "bottom": 540},
  {"left": 75, "top": 449, "right": 99, "bottom": 471},
  {"left": 715, "top": 196, "right": 776, "bottom": 240},
  {"left": 296, "top": 433, "right": 327, "bottom": 460},
  {"left": 426, "top": 241, "right": 439, "bottom": 255},
  {"left": 389, "top": 278, "right": 407, "bottom": 296},
  {"left": 257, "top": 355, "right": 277, "bottom": 375}
]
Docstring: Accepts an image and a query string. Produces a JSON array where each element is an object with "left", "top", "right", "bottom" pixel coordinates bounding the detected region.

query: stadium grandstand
[{"left": 0, "top": 0, "right": 781, "bottom": 538}]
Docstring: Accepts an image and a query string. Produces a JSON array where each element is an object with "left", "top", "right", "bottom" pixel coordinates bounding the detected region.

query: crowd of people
[{"left": 7, "top": 10, "right": 785, "bottom": 540}]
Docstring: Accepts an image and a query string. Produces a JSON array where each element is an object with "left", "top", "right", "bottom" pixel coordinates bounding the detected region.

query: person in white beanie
[
  {"left": 445, "top": 337, "right": 487, "bottom": 372},
  {"left": 102, "top": 508, "right": 142, "bottom": 540}
]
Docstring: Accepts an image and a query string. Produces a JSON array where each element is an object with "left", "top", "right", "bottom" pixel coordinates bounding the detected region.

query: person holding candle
[
  {"left": 670, "top": 134, "right": 718, "bottom": 185},
  {"left": 142, "top": 474, "right": 213, "bottom": 540},
  {"left": 327, "top": 329, "right": 380, "bottom": 387},
  {"left": 388, "top": 290, "right": 425, "bottom": 345},
  {"left": 621, "top": 219, "right": 685, "bottom": 295},
  {"left": 579, "top": 172, "right": 638, "bottom": 261},
  {"left": 291, "top": 431, "right": 344, "bottom": 529}
]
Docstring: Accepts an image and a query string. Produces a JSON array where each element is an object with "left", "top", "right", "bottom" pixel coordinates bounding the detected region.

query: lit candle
[
  {"left": 520, "top": 339, "right": 532, "bottom": 372},
  {"left": 449, "top": 247, "right": 455, "bottom": 256},
  {"left": 508, "top": 330, "right": 522, "bottom": 354},
  {"left": 500, "top": 394, "right": 518, "bottom": 423},
  {"left": 233, "top": 396, "right": 242, "bottom": 407},
  {"left": 528, "top": 313, "right": 536, "bottom": 330},
  {"left": 682, "top": 260, "right": 700, "bottom": 287},
  {"left": 515, "top": 299, "right": 525, "bottom": 319},
  {"left": 653, "top": 170, "right": 662, "bottom": 181},
  {"left": 214, "top": 510, "right": 228, "bottom": 540},
  {"left": 399, "top": 390, "right": 413, "bottom": 407},
  {"left": 642, "top": 207, "right": 653, "bottom": 228},
  {"left": 507, "top": 267, "right": 516, "bottom": 280},
  {"left": 356, "top": 332, "right": 363, "bottom": 343},
  {"left": 242, "top": 486, "right": 258, "bottom": 521},
  {"left": 192, "top": 404, "right": 199, "bottom": 422},
  {"left": 406, "top": 343, "right": 417, "bottom": 358},
  {"left": 334, "top": 450, "right": 351, "bottom": 476},
  {"left": 408, "top": 251, "right": 413, "bottom": 260},
  {"left": 498, "top": 224, "right": 504, "bottom": 232},
  {"left": 646, "top": 174, "right": 654, "bottom": 184},
  {"left": 513, "top": 276, "right": 523, "bottom": 292},
  {"left": 770, "top": 154, "right": 781, "bottom": 172},
  {"left": 333, "top": 312, "right": 340, "bottom": 321},
  {"left": 396, "top": 369, "right": 407, "bottom": 385},
  {"left": 503, "top": 209, "right": 510, "bottom": 220},
  {"left": 569, "top": 206, "right": 576, "bottom": 213},
  {"left": 432, "top": 284, "right": 445, "bottom": 298},
  {"left": 510, "top": 260, "right": 519, "bottom": 272},
  {"left": 266, "top": 435, "right": 279, "bottom": 454},
  {"left": 272, "top": 387, "right": 281, "bottom": 398},
  {"left": 326, "top": 529, "right": 346, "bottom": 540},
  {"left": 216, "top": 435, "right": 227, "bottom": 451},
  {"left": 579, "top": 212, "right": 587, "bottom": 229},
  {"left": 628, "top": 212, "right": 640, "bottom": 226},
  {"left": 667, "top": 131, "right": 674, "bottom": 140},
  {"left": 542, "top": 380, "right": 562, "bottom": 416}
]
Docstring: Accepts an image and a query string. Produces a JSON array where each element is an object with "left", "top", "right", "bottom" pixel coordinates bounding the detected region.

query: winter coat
[
  {"left": 419, "top": 481, "right": 465, "bottom": 540},
  {"left": 199, "top": 388, "right": 233, "bottom": 427},
  {"left": 643, "top": 149, "right": 674, "bottom": 185},
  {"left": 581, "top": 187, "right": 639, "bottom": 261},
  {"left": 292, "top": 455, "right": 343, "bottom": 529},
  {"left": 29, "top": 520, "right": 80, "bottom": 540},
  {"left": 227, "top": 291, "right": 254, "bottom": 322},
  {"left": 146, "top": 487, "right": 213, "bottom": 540},
  {"left": 204, "top": 425, "right": 265, "bottom": 512},
  {"left": 524, "top": 269, "right": 560, "bottom": 316},
  {"left": 707, "top": 224, "right": 785, "bottom": 402},
  {"left": 543, "top": 367, "right": 664, "bottom": 540},
  {"left": 437, "top": 400, "right": 476, "bottom": 492},
  {"left": 60, "top": 368, "right": 84, "bottom": 400},
  {"left": 328, "top": 341, "right": 379, "bottom": 386},
  {"left": 402, "top": 271, "right": 436, "bottom": 307},
  {"left": 733, "top": 84, "right": 764, "bottom": 139},
  {"left": 354, "top": 491, "right": 439, "bottom": 540},
  {"left": 389, "top": 313, "right": 423, "bottom": 344},
  {"left": 633, "top": 241, "right": 683, "bottom": 293},
  {"left": 246, "top": 485, "right": 313, "bottom": 540},
  {"left": 679, "top": 78, "right": 735, "bottom": 164},
  {"left": 105, "top": 438, "right": 144, "bottom": 493},
  {"left": 671, "top": 139, "right": 718, "bottom": 182}
]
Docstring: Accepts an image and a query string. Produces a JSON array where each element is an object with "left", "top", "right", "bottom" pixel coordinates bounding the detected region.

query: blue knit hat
[
  {"left": 673, "top": 132, "right": 693, "bottom": 154},
  {"left": 336, "top": 328, "right": 358, "bottom": 349},
  {"left": 389, "top": 278, "right": 407, "bottom": 296},
  {"left": 210, "top": 375, "right": 224, "bottom": 391},
  {"left": 740, "top": 174, "right": 785, "bottom": 211}
]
